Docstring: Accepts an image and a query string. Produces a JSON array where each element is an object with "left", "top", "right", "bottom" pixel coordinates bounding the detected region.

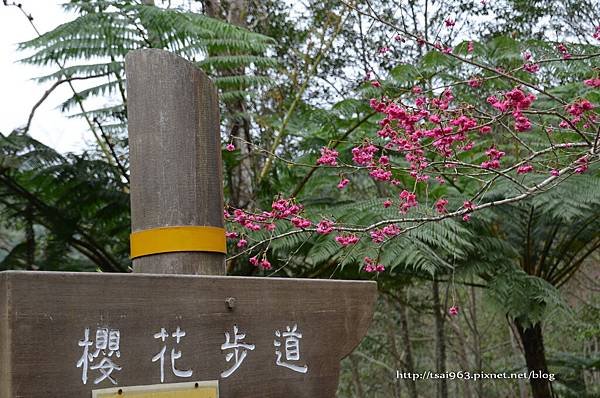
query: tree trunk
[
  {"left": 384, "top": 298, "right": 401, "bottom": 398},
  {"left": 394, "top": 293, "right": 418, "bottom": 398},
  {"left": 468, "top": 285, "right": 484, "bottom": 398},
  {"left": 509, "top": 324, "right": 529, "bottom": 398},
  {"left": 432, "top": 280, "right": 448, "bottom": 398},
  {"left": 447, "top": 319, "right": 474, "bottom": 398},
  {"left": 204, "top": 0, "right": 255, "bottom": 208},
  {"left": 25, "top": 205, "right": 36, "bottom": 270},
  {"left": 515, "top": 321, "right": 553, "bottom": 398},
  {"left": 349, "top": 354, "right": 366, "bottom": 398}
]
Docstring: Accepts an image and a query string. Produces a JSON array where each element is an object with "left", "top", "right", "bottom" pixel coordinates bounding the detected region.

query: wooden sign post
[{"left": 0, "top": 49, "right": 377, "bottom": 397}]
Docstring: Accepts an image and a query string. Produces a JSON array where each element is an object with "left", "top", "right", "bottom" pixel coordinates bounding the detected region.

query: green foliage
[
  {"left": 0, "top": 132, "right": 129, "bottom": 272},
  {"left": 486, "top": 266, "right": 567, "bottom": 325},
  {"left": 18, "top": 0, "right": 275, "bottom": 137},
  {"left": 2, "top": 2, "right": 599, "bottom": 395}
]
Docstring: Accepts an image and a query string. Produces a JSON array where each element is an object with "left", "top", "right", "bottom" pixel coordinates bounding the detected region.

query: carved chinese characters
[
  {"left": 77, "top": 328, "right": 122, "bottom": 385},
  {"left": 76, "top": 323, "right": 311, "bottom": 387}
]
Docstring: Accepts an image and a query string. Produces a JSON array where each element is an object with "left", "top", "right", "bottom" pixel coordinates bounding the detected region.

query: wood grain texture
[
  {"left": 0, "top": 273, "right": 10, "bottom": 397},
  {"left": 0, "top": 271, "right": 377, "bottom": 398},
  {"left": 125, "top": 49, "right": 225, "bottom": 275}
]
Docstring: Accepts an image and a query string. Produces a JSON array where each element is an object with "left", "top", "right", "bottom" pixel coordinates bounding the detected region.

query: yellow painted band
[{"left": 130, "top": 226, "right": 226, "bottom": 259}]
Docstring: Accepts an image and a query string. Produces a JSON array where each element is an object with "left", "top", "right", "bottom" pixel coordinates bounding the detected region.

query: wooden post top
[{"left": 126, "top": 49, "right": 225, "bottom": 275}]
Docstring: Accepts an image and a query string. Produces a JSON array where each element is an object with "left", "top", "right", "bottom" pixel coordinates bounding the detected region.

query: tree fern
[
  {"left": 0, "top": 131, "right": 129, "bottom": 272},
  {"left": 17, "top": 0, "right": 276, "bottom": 156}
]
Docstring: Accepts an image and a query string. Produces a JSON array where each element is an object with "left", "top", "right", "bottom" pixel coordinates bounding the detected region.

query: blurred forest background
[{"left": 0, "top": 0, "right": 599, "bottom": 397}]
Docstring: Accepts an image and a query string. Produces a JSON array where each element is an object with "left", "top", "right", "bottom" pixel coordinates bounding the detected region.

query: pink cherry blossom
[
  {"left": 260, "top": 258, "right": 272, "bottom": 270},
  {"left": 524, "top": 62, "right": 540, "bottom": 73},
  {"left": 399, "top": 190, "right": 418, "bottom": 213},
  {"left": 468, "top": 77, "right": 482, "bottom": 87},
  {"left": 291, "top": 217, "right": 312, "bottom": 228},
  {"left": 517, "top": 164, "right": 534, "bottom": 174},
  {"left": 335, "top": 234, "right": 360, "bottom": 246},
  {"left": 382, "top": 224, "right": 401, "bottom": 236},
  {"left": 479, "top": 125, "right": 492, "bottom": 134},
  {"left": 370, "top": 229, "right": 385, "bottom": 243},
  {"left": 316, "top": 147, "right": 339, "bottom": 166},
  {"left": 316, "top": 220, "right": 334, "bottom": 234},
  {"left": 265, "top": 223, "right": 276, "bottom": 231},
  {"left": 271, "top": 198, "right": 303, "bottom": 219},
  {"left": 363, "top": 257, "right": 385, "bottom": 273},
  {"left": 369, "top": 168, "right": 392, "bottom": 181},
  {"left": 574, "top": 156, "right": 589, "bottom": 174},
  {"left": 352, "top": 143, "right": 379, "bottom": 166},
  {"left": 584, "top": 78, "right": 600, "bottom": 88},
  {"left": 337, "top": 178, "right": 350, "bottom": 189},
  {"left": 556, "top": 43, "right": 571, "bottom": 59},
  {"left": 435, "top": 198, "right": 449, "bottom": 214}
]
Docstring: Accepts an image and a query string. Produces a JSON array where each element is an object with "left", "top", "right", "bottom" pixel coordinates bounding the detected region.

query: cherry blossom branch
[
  {"left": 226, "top": 146, "right": 598, "bottom": 263},
  {"left": 343, "top": 0, "right": 572, "bottom": 105},
  {"left": 224, "top": 3, "right": 600, "bottom": 275}
]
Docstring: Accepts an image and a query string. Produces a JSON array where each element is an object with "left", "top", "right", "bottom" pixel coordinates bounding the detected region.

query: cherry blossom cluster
[
  {"left": 249, "top": 255, "right": 272, "bottom": 270},
  {"left": 459, "top": 201, "right": 476, "bottom": 222},
  {"left": 522, "top": 51, "right": 540, "bottom": 74},
  {"left": 585, "top": 78, "right": 600, "bottom": 88},
  {"left": 435, "top": 198, "right": 449, "bottom": 214},
  {"left": 363, "top": 257, "right": 385, "bottom": 273},
  {"left": 517, "top": 164, "right": 534, "bottom": 174},
  {"left": 351, "top": 142, "right": 379, "bottom": 165},
  {"left": 556, "top": 43, "right": 571, "bottom": 59},
  {"left": 574, "top": 155, "right": 589, "bottom": 174},
  {"left": 448, "top": 306, "right": 459, "bottom": 316},
  {"left": 563, "top": 99, "right": 595, "bottom": 128},
  {"left": 369, "top": 224, "right": 401, "bottom": 244},
  {"left": 316, "top": 147, "right": 339, "bottom": 166},
  {"left": 487, "top": 87, "right": 536, "bottom": 132},
  {"left": 227, "top": 209, "right": 263, "bottom": 231},
  {"left": 224, "top": 197, "right": 307, "bottom": 249},
  {"left": 482, "top": 146, "right": 505, "bottom": 169},
  {"left": 399, "top": 190, "right": 418, "bottom": 213},
  {"left": 271, "top": 198, "right": 303, "bottom": 219},
  {"left": 316, "top": 219, "right": 335, "bottom": 234},
  {"left": 291, "top": 216, "right": 312, "bottom": 228},
  {"left": 337, "top": 178, "right": 350, "bottom": 189},
  {"left": 335, "top": 234, "right": 360, "bottom": 246}
]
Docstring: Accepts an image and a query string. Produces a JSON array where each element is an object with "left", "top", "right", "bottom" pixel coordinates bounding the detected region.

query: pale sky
[{"left": 0, "top": 0, "right": 92, "bottom": 153}]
